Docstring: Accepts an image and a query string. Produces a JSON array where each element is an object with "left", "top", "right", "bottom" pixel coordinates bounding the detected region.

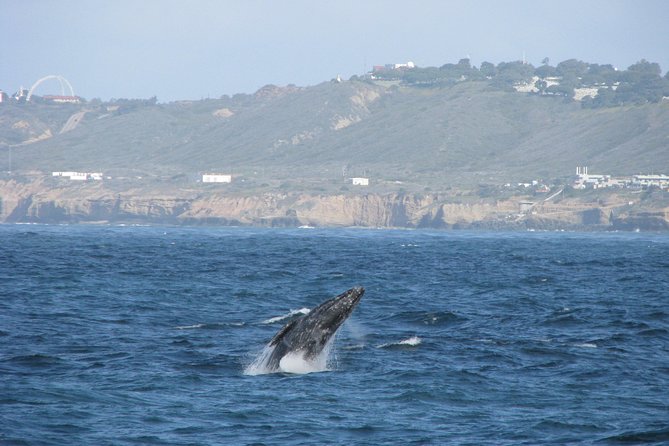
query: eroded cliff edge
[{"left": 1, "top": 178, "right": 667, "bottom": 231}]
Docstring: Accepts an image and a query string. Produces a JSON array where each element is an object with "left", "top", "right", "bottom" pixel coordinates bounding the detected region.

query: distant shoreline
[{"left": 2, "top": 179, "right": 666, "bottom": 232}]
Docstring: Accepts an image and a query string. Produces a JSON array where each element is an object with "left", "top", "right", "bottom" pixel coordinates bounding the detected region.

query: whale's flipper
[{"left": 269, "top": 319, "right": 299, "bottom": 347}]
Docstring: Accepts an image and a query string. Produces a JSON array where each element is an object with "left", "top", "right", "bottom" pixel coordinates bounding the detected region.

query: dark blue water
[{"left": 1, "top": 225, "right": 668, "bottom": 445}]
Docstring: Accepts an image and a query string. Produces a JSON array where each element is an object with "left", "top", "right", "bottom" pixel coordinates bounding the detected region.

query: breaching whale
[{"left": 262, "top": 286, "right": 364, "bottom": 372}]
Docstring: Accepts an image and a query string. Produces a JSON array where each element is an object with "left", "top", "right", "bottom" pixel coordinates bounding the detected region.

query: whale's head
[{"left": 306, "top": 286, "right": 364, "bottom": 334}]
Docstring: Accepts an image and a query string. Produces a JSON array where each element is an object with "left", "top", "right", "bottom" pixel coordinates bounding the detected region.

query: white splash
[
  {"left": 399, "top": 336, "right": 422, "bottom": 346},
  {"left": 262, "top": 308, "right": 311, "bottom": 325},
  {"left": 175, "top": 323, "right": 205, "bottom": 330},
  {"left": 244, "top": 336, "right": 335, "bottom": 376},
  {"left": 575, "top": 343, "right": 597, "bottom": 348},
  {"left": 244, "top": 345, "right": 278, "bottom": 376},
  {"left": 377, "top": 336, "right": 422, "bottom": 348},
  {"left": 279, "top": 350, "right": 330, "bottom": 374}
]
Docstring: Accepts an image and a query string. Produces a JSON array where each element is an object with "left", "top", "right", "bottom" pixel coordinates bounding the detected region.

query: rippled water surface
[{"left": 2, "top": 225, "right": 668, "bottom": 445}]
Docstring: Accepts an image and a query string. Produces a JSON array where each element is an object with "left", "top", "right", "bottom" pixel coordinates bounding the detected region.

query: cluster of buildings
[
  {"left": 370, "top": 61, "right": 415, "bottom": 77},
  {"left": 43, "top": 165, "right": 669, "bottom": 193},
  {"left": 573, "top": 166, "right": 669, "bottom": 190},
  {"left": 200, "top": 174, "right": 369, "bottom": 186},
  {"left": 52, "top": 171, "right": 232, "bottom": 183},
  {"left": 1, "top": 88, "right": 81, "bottom": 104},
  {"left": 0, "top": 88, "right": 25, "bottom": 103},
  {"left": 52, "top": 171, "right": 103, "bottom": 181},
  {"left": 513, "top": 77, "right": 609, "bottom": 101},
  {"left": 50, "top": 170, "right": 373, "bottom": 188}
]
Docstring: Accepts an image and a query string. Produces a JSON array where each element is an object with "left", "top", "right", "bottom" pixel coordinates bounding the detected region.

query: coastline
[{"left": 2, "top": 178, "right": 667, "bottom": 232}]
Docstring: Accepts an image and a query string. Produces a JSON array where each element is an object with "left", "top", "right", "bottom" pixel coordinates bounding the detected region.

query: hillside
[{"left": 2, "top": 79, "right": 668, "bottom": 193}]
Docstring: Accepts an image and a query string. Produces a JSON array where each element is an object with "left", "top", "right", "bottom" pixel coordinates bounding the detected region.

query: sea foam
[{"left": 378, "top": 336, "right": 422, "bottom": 349}]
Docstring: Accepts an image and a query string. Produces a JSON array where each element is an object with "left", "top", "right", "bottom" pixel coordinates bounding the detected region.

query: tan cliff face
[
  {"left": 1, "top": 179, "right": 667, "bottom": 230},
  {"left": 0, "top": 179, "right": 494, "bottom": 227}
]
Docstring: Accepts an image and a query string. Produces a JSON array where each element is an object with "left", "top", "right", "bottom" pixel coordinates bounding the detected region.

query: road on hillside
[{"left": 60, "top": 111, "right": 87, "bottom": 134}]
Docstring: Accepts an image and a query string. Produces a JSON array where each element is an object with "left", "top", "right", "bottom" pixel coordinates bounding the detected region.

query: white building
[
  {"left": 351, "top": 177, "right": 369, "bottom": 186},
  {"left": 572, "top": 166, "right": 668, "bottom": 190},
  {"left": 202, "top": 174, "right": 232, "bottom": 183},
  {"left": 573, "top": 166, "right": 610, "bottom": 189},
  {"left": 633, "top": 174, "right": 669, "bottom": 189},
  {"left": 393, "top": 61, "right": 415, "bottom": 69}
]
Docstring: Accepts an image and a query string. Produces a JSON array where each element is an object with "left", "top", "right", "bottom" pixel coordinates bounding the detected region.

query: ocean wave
[
  {"left": 175, "top": 323, "right": 205, "bottom": 330},
  {"left": 262, "top": 308, "right": 310, "bottom": 324},
  {"left": 1, "top": 354, "right": 67, "bottom": 373},
  {"left": 174, "top": 322, "right": 245, "bottom": 330},
  {"left": 383, "top": 310, "right": 465, "bottom": 326},
  {"left": 4, "top": 225, "right": 669, "bottom": 444},
  {"left": 377, "top": 336, "right": 422, "bottom": 349},
  {"left": 638, "top": 328, "right": 669, "bottom": 337},
  {"left": 600, "top": 427, "right": 669, "bottom": 444},
  {"left": 340, "top": 343, "right": 366, "bottom": 350}
]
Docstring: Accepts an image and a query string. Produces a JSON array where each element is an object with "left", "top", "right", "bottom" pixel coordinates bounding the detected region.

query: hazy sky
[{"left": 2, "top": 0, "right": 668, "bottom": 102}]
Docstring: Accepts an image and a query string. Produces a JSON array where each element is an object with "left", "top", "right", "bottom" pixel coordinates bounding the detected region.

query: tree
[
  {"left": 614, "top": 59, "right": 667, "bottom": 104},
  {"left": 627, "top": 59, "right": 661, "bottom": 76},
  {"left": 403, "top": 67, "right": 447, "bottom": 85},
  {"left": 479, "top": 61, "right": 497, "bottom": 78},
  {"left": 556, "top": 59, "right": 588, "bottom": 79},
  {"left": 535, "top": 64, "right": 556, "bottom": 78},
  {"left": 493, "top": 61, "right": 535, "bottom": 89},
  {"left": 439, "top": 59, "right": 475, "bottom": 80},
  {"left": 457, "top": 58, "right": 471, "bottom": 70},
  {"left": 616, "top": 76, "right": 666, "bottom": 104},
  {"left": 582, "top": 87, "right": 617, "bottom": 108},
  {"left": 582, "top": 63, "right": 618, "bottom": 85}
]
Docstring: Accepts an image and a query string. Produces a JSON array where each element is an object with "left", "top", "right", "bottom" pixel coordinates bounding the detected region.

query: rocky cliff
[{"left": 1, "top": 179, "right": 667, "bottom": 231}]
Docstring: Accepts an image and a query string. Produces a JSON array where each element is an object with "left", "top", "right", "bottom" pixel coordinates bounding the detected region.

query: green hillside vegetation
[
  {"left": 371, "top": 58, "right": 669, "bottom": 107},
  {"left": 1, "top": 57, "right": 668, "bottom": 194}
]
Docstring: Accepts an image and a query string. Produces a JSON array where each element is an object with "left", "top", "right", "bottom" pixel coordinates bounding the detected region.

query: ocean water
[{"left": 1, "top": 225, "right": 668, "bottom": 445}]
